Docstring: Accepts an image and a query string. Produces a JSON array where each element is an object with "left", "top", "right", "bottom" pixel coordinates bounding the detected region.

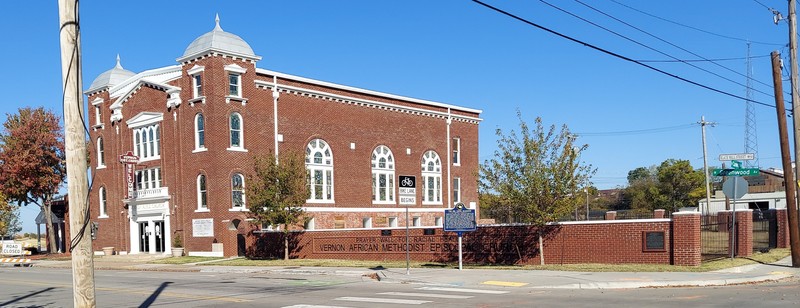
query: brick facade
[{"left": 84, "top": 20, "right": 481, "bottom": 257}]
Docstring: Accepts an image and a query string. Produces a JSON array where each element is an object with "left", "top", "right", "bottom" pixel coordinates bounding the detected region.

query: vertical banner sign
[{"left": 119, "top": 151, "right": 139, "bottom": 199}]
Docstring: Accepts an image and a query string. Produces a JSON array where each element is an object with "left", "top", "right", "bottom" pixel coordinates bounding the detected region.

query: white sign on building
[{"left": 192, "top": 219, "right": 214, "bottom": 237}]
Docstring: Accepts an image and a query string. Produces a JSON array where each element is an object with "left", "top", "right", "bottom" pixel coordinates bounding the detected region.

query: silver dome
[
  {"left": 87, "top": 55, "right": 136, "bottom": 93},
  {"left": 179, "top": 15, "right": 258, "bottom": 62}
]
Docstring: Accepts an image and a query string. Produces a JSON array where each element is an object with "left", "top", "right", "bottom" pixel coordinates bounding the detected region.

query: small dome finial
[
  {"left": 115, "top": 54, "right": 122, "bottom": 69},
  {"left": 214, "top": 13, "right": 222, "bottom": 31}
]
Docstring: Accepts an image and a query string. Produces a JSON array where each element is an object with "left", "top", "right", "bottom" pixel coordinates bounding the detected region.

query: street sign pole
[
  {"left": 405, "top": 205, "right": 410, "bottom": 275},
  {"left": 731, "top": 181, "right": 737, "bottom": 260}
]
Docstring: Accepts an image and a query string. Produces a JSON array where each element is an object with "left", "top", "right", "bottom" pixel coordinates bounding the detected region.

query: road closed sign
[{"left": 1, "top": 242, "right": 23, "bottom": 255}]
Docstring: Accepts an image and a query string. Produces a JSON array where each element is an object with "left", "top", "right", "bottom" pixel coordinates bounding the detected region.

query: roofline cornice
[
  {"left": 255, "top": 68, "right": 482, "bottom": 115},
  {"left": 177, "top": 48, "right": 262, "bottom": 64},
  {"left": 255, "top": 80, "right": 482, "bottom": 124}
]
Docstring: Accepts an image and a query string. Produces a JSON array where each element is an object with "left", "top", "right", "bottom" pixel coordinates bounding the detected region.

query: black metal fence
[
  {"left": 701, "top": 214, "right": 730, "bottom": 260},
  {"left": 752, "top": 209, "right": 778, "bottom": 252}
]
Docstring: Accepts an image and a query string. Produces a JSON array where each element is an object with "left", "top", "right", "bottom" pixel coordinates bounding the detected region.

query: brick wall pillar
[
  {"left": 672, "top": 212, "right": 701, "bottom": 266},
  {"left": 776, "top": 209, "right": 790, "bottom": 248},
  {"left": 605, "top": 211, "right": 617, "bottom": 220},
  {"left": 654, "top": 209, "right": 666, "bottom": 219},
  {"left": 733, "top": 210, "right": 753, "bottom": 257}
]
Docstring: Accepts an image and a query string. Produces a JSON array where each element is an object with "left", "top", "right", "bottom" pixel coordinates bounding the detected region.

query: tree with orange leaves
[{"left": 0, "top": 107, "right": 66, "bottom": 253}]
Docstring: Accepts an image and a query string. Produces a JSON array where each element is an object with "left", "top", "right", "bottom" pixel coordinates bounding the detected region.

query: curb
[{"left": 530, "top": 273, "right": 793, "bottom": 289}]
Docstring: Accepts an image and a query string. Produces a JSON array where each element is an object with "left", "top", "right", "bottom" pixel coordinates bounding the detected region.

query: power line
[
  {"left": 637, "top": 54, "right": 772, "bottom": 63},
  {"left": 752, "top": 0, "right": 772, "bottom": 11},
  {"left": 609, "top": 0, "right": 785, "bottom": 46},
  {"left": 576, "top": 123, "right": 697, "bottom": 136},
  {"left": 470, "top": 1, "right": 776, "bottom": 109},
  {"left": 573, "top": 0, "right": 786, "bottom": 98}
]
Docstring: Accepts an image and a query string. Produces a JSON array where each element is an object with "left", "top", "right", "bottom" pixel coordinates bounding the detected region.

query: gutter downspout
[
  {"left": 447, "top": 108, "right": 452, "bottom": 208},
  {"left": 273, "top": 76, "right": 280, "bottom": 163}
]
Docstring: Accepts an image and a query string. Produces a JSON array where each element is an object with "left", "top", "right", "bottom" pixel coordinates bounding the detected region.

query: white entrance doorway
[{"left": 129, "top": 201, "right": 171, "bottom": 254}]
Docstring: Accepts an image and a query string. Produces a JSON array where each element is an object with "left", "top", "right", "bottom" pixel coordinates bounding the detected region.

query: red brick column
[
  {"left": 605, "top": 211, "right": 617, "bottom": 220},
  {"left": 733, "top": 210, "right": 753, "bottom": 257},
  {"left": 776, "top": 209, "right": 790, "bottom": 248},
  {"left": 654, "top": 209, "right": 666, "bottom": 219},
  {"left": 672, "top": 212, "right": 701, "bottom": 266}
]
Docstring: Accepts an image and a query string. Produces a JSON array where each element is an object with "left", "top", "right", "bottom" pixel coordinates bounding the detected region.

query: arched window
[
  {"left": 306, "top": 139, "right": 333, "bottom": 202},
  {"left": 197, "top": 174, "right": 208, "bottom": 211},
  {"left": 229, "top": 113, "right": 243, "bottom": 149},
  {"left": 99, "top": 186, "right": 107, "bottom": 217},
  {"left": 133, "top": 124, "right": 160, "bottom": 160},
  {"left": 371, "top": 145, "right": 395, "bottom": 203},
  {"left": 97, "top": 137, "right": 105, "bottom": 168},
  {"left": 231, "top": 173, "right": 245, "bottom": 209},
  {"left": 195, "top": 113, "right": 205, "bottom": 150},
  {"left": 421, "top": 150, "right": 442, "bottom": 204}
]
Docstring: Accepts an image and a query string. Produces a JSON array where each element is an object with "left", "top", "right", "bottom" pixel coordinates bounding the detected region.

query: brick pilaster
[{"left": 672, "top": 212, "right": 701, "bottom": 266}]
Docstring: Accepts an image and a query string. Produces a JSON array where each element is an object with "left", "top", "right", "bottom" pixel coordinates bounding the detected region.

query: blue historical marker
[{"left": 444, "top": 203, "right": 476, "bottom": 270}]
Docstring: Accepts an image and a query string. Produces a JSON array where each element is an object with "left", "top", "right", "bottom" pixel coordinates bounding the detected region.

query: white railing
[{"left": 131, "top": 187, "right": 169, "bottom": 199}]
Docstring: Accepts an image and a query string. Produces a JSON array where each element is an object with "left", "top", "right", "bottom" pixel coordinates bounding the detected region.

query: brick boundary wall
[
  {"left": 718, "top": 209, "right": 753, "bottom": 257},
  {"left": 248, "top": 217, "right": 701, "bottom": 266},
  {"left": 776, "top": 209, "right": 790, "bottom": 248},
  {"left": 671, "top": 212, "right": 701, "bottom": 266}
]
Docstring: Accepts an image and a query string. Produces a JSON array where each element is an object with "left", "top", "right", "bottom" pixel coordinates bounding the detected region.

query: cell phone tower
[{"left": 744, "top": 42, "right": 760, "bottom": 168}]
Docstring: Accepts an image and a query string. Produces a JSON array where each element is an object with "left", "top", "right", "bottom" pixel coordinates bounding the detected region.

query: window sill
[
  {"left": 98, "top": 215, "right": 109, "bottom": 219},
  {"left": 194, "top": 209, "right": 210, "bottom": 213},
  {"left": 188, "top": 96, "right": 206, "bottom": 106},
  {"left": 306, "top": 199, "right": 335, "bottom": 204},
  {"left": 229, "top": 208, "right": 249, "bottom": 212},
  {"left": 92, "top": 124, "right": 104, "bottom": 131},
  {"left": 453, "top": 163, "right": 461, "bottom": 167},
  {"left": 192, "top": 148, "right": 208, "bottom": 154},
  {"left": 139, "top": 156, "right": 161, "bottom": 163},
  {"left": 96, "top": 165, "right": 106, "bottom": 170},
  {"left": 226, "top": 147, "right": 248, "bottom": 152},
  {"left": 225, "top": 96, "right": 248, "bottom": 105},
  {"left": 372, "top": 201, "right": 396, "bottom": 205}
]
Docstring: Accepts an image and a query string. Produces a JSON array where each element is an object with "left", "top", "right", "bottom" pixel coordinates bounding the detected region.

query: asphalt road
[{"left": 1, "top": 267, "right": 798, "bottom": 307}]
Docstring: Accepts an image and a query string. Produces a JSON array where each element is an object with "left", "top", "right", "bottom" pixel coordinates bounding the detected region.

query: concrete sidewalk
[{"left": 28, "top": 255, "right": 800, "bottom": 290}]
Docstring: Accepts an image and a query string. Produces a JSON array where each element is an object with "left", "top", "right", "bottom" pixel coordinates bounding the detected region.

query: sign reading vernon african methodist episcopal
[{"left": 119, "top": 151, "right": 139, "bottom": 199}]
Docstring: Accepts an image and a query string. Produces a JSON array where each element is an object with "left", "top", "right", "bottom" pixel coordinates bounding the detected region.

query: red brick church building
[{"left": 86, "top": 16, "right": 481, "bottom": 257}]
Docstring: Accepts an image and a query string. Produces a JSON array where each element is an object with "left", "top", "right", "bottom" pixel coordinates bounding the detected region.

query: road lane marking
[
  {"left": 417, "top": 287, "right": 510, "bottom": 294},
  {"left": 335, "top": 297, "right": 431, "bottom": 305},
  {"left": 481, "top": 280, "right": 529, "bottom": 287},
  {"left": 377, "top": 292, "right": 473, "bottom": 299},
  {"left": 282, "top": 305, "right": 354, "bottom": 308}
]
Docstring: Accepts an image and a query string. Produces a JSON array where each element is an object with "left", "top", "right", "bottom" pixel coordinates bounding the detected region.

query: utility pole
[
  {"left": 788, "top": 0, "right": 800, "bottom": 268},
  {"left": 57, "top": 0, "right": 97, "bottom": 306},
  {"left": 699, "top": 116, "right": 715, "bottom": 215},
  {"left": 771, "top": 51, "right": 800, "bottom": 267}
]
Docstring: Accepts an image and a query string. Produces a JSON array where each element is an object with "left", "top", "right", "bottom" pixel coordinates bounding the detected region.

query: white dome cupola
[
  {"left": 177, "top": 14, "right": 261, "bottom": 63},
  {"left": 86, "top": 55, "right": 136, "bottom": 94}
]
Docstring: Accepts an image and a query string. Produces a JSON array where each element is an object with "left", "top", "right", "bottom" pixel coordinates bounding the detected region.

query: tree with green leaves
[
  {"left": 0, "top": 107, "right": 65, "bottom": 253},
  {"left": 479, "top": 111, "right": 594, "bottom": 264},
  {"left": 622, "top": 159, "right": 704, "bottom": 213},
  {"left": 247, "top": 151, "right": 308, "bottom": 260},
  {"left": 0, "top": 192, "right": 22, "bottom": 238}
]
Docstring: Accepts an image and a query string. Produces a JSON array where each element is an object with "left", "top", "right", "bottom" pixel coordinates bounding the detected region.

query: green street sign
[{"left": 712, "top": 168, "right": 760, "bottom": 176}]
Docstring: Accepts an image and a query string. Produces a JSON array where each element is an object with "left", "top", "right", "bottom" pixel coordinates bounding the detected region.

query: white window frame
[
  {"left": 305, "top": 218, "right": 316, "bottom": 230},
  {"left": 421, "top": 150, "right": 442, "bottom": 205},
  {"left": 224, "top": 64, "right": 247, "bottom": 103},
  {"left": 132, "top": 125, "right": 161, "bottom": 162},
  {"left": 452, "top": 137, "right": 461, "bottom": 166},
  {"left": 194, "top": 113, "right": 206, "bottom": 152},
  {"left": 227, "top": 112, "right": 246, "bottom": 152},
  {"left": 306, "top": 139, "right": 334, "bottom": 203},
  {"left": 187, "top": 65, "right": 206, "bottom": 105},
  {"left": 136, "top": 167, "right": 162, "bottom": 190},
  {"left": 196, "top": 174, "right": 208, "bottom": 212},
  {"left": 389, "top": 217, "right": 398, "bottom": 227},
  {"left": 453, "top": 177, "right": 461, "bottom": 204},
  {"left": 231, "top": 173, "right": 246, "bottom": 210},
  {"left": 435, "top": 217, "right": 443, "bottom": 227},
  {"left": 362, "top": 217, "right": 372, "bottom": 228},
  {"left": 371, "top": 145, "right": 395, "bottom": 204},
  {"left": 96, "top": 136, "right": 106, "bottom": 169},
  {"left": 91, "top": 97, "right": 104, "bottom": 129},
  {"left": 98, "top": 186, "right": 108, "bottom": 218},
  {"left": 412, "top": 216, "right": 421, "bottom": 227}
]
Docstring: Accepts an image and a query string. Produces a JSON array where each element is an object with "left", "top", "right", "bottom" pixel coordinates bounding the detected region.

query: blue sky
[{"left": 0, "top": 1, "right": 793, "bottom": 233}]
